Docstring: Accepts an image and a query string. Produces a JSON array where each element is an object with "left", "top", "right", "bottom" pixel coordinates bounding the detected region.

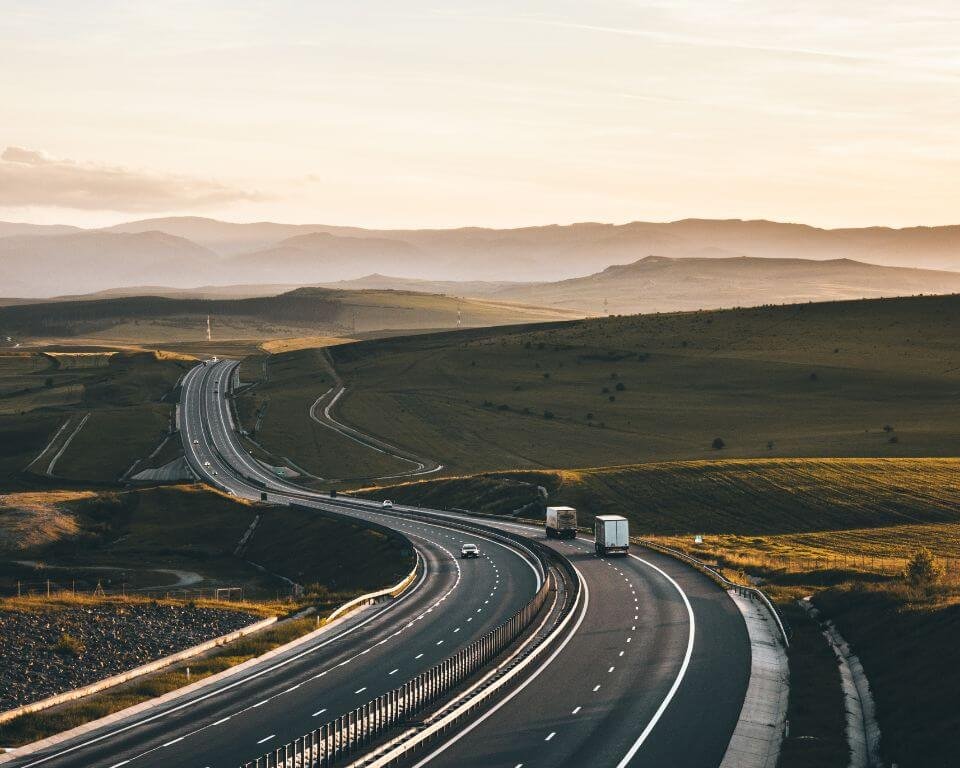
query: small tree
[
  {"left": 615, "top": 382, "right": 625, "bottom": 391},
  {"left": 712, "top": 437, "right": 725, "bottom": 450},
  {"left": 904, "top": 548, "right": 944, "bottom": 588}
]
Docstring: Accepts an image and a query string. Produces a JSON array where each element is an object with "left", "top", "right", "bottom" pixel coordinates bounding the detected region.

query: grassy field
[
  {"left": 357, "top": 457, "right": 960, "bottom": 536},
  {"left": 317, "top": 294, "right": 960, "bottom": 477},
  {"left": 0, "top": 349, "right": 189, "bottom": 485},
  {"left": 1, "top": 484, "right": 413, "bottom": 600},
  {"left": 235, "top": 347, "right": 411, "bottom": 481}
]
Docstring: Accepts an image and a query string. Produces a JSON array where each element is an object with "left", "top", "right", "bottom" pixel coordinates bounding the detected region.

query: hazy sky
[{"left": 2, "top": 1, "right": 959, "bottom": 229}]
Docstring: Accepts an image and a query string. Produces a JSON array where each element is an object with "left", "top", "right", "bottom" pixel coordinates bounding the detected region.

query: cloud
[{"left": 0, "top": 146, "right": 262, "bottom": 211}]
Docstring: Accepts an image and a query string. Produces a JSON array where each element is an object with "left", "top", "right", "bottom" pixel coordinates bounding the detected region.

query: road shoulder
[{"left": 720, "top": 590, "right": 789, "bottom": 768}]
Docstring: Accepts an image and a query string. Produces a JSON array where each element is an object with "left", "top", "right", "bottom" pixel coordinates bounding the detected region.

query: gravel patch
[{"left": 0, "top": 603, "right": 256, "bottom": 710}]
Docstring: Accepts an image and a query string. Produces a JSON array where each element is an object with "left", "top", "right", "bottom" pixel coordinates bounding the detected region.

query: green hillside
[{"left": 318, "top": 293, "right": 960, "bottom": 477}]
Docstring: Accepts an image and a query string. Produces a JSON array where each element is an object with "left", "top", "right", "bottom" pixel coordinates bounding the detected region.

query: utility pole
[
  {"left": 206, "top": 315, "right": 212, "bottom": 342},
  {"left": 457, "top": 302, "right": 462, "bottom": 328}
]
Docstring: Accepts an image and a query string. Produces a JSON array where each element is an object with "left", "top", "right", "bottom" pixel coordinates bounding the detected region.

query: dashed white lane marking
[
  {"left": 252, "top": 699, "right": 267, "bottom": 708},
  {"left": 312, "top": 709, "right": 327, "bottom": 717},
  {"left": 355, "top": 687, "right": 368, "bottom": 694},
  {"left": 608, "top": 666, "right": 615, "bottom": 673},
  {"left": 389, "top": 668, "right": 399, "bottom": 675},
  {"left": 436, "top": 640, "right": 444, "bottom": 645},
  {"left": 161, "top": 737, "right": 184, "bottom": 747},
  {"left": 619, "top": 651, "right": 625, "bottom": 657},
  {"left": 545, "top": 731, "right": 556, "bottom": 741},
  {"left": 593, "top": 684, "right": 601, "bottom": 692},
  {"left": 571, "top": 706, "right": 582, "bottom": 714},
  {"left": 108, "top": 762, "right": 130, "bottom": 768},
  {"left": 416, "top": 653, "right": 424, "bottom": 659},
  {"left": 256, "top": 735, "right": 275, "bottom": 745},
  {"left": 213, "top": 716, "right": 231, "bottom": 725}
]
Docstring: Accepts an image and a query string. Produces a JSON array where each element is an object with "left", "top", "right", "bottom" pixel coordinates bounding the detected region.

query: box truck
[
  {"left": 545, "top": 506, "right": 577, "bottom": 539},
  {"left": 595, "top": 515, "right": 629, "bottom": 556}
]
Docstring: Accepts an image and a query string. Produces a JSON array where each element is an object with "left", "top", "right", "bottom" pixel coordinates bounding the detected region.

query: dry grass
[
  {"left": 0, "top": 491, "right": 94, "bottom": 552},
  {"left": 0, "top": 591, "right": 280, "bottom": 617},
  {"left": 260, "top": 336, "right": 356, "bottom": 354}
]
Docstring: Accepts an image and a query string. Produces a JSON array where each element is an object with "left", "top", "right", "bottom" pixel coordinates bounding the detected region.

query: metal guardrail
[
  {"left": 632, "top": 537, "right": 791, "bottom": 647},
  {"left": 240, "top": 566, "right": 554, "bottom": 768},
  {"left": 325, "top": 556, "right": 422, "bottom": 624}
]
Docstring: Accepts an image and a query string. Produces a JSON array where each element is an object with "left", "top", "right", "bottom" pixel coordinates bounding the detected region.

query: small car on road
[
  {"left": 460, "top": 543, "right": 480, "bottom": 559},
  {"left": 381, "top": 500, "right": 394, "bottom": 508}
]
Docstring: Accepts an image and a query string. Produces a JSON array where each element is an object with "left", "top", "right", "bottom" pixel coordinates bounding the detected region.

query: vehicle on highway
[
  {"left": 545, "top": 506, "right": 578, "bottom": 539},
  {"left": 381, "top": 499, "right": 394, "bottom": 508},
  {"left": 192, "top": 439, "right": 199, "bottom": 445},
  {"left": 203, "top": 460, "right": 211, "bottom": 467},
  {"left": 460, "top": 543, "right": 480, "bottom": 558},
  {"left": 595, "top": 515, "right": 630, "bottom": 556}
]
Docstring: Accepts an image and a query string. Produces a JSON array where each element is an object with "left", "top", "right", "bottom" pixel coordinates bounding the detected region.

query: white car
[
  {"left": 381, "top": 500, "right": 394, "bottom": 508},
  {"left": 203, "top": 460, "right": 211, "bottom": 467},
  {"left": 460, "top": 543, "right": 480, "bottom": 559},
  {"left": 192, "top": 439, "right": 199, "bottom": 445}
]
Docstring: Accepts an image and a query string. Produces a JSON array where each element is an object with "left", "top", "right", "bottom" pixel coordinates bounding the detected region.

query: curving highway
[
  {"left": 1, "top": 363, "right": 541, "bottom": 768},
  {"left": 198, "top": 360, "right": 752, "bottom": 768},
  {"left": 4, "top": 358, "right": 752, "bottom": 768}
]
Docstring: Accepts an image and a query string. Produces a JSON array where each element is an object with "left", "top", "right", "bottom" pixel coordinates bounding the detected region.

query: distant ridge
[{"left": 4, "top": 215, "right": 960, "bottom": 297}]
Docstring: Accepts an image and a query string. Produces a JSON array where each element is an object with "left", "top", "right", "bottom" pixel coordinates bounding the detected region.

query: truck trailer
[
  {"left": 595, "top": 515, "right": 630, "bottom": 556},
  {"left": 545, "top": 506, "right": 577, "bottom": 539}
]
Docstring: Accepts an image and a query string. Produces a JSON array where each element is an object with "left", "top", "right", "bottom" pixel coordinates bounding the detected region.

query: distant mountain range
[{"left": 4, "top": 216, "right": 960, "bottom": 298}]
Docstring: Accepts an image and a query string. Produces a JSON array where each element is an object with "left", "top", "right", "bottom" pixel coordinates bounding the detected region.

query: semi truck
[
  {"left": 545, "top": 506, "right": 577, "bottom": 539},
  {"left": 595, "top": 515, "right": 630, "bottom": 556}
]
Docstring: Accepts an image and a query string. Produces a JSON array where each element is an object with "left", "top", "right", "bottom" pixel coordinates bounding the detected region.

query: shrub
[
  {"left": 904, "top": 548, "right": 944, "bottom": 588},
  {"left": 543, "top": 372, "right": 550, "bottom": 379},
  {"left": 711, "top": 437, "right": 725, "bottom": 450},
  {"left": 54, "top": 633, "right": 84, "bottom": 657},
  {"left": 608, "top": 395, "right": 615, "bottom": 402},
  {"left": 543, "top": 410, "right": 555, "bottom": 419},
  {"left": 883, "top": 424, "right": 895, "bottom": 433},
  {"left": 497, "top": 404, "right": 510, "bottom": 411},
  {"left": 615, "top": 382, "right": 625, "bottom": 391}
]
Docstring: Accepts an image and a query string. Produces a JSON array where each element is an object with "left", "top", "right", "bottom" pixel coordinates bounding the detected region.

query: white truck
[
  {"left": 545, "top": 506, "right": 578, "bottom": 539},
  {"left": 595, "top": 515, "right": 630, "bottom": 556}
]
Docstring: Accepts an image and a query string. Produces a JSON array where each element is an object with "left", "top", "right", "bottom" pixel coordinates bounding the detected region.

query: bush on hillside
[
  {"left": 904, "top": 548, "right": 944, "bottom": 588},
  {"left": 712, "top": 437, "right": 726, "bottom": 450}
]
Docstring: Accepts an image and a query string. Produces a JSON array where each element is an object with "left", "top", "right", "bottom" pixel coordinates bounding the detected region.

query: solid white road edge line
[{"left": 613, "top": 554, "right": 696, "bottom": 768}]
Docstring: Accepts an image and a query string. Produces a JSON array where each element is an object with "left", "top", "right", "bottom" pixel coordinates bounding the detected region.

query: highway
[
  {"left": 5, "top": 359, "right": 751, "bottom": 768},
  {"left": 2, "top": 363, "right": 542, "bottom": 768},
  {"left": 198, "top": 360, "right": 751, "bottom": 768}
]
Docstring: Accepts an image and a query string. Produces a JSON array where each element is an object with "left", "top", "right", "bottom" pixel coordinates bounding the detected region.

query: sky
[{"left": 2, "top": 0, "right": 959, "bottom": 229}]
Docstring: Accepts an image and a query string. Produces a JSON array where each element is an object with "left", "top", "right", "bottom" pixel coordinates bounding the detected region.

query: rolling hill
[
  {"left": 484, "top": 255, "right": 960, "bottom": 314},
  {"left": 0, "top": 287, "right": 580, "bottom": 343},
  {"left": 297, "top": 292, "right": 960, "bottom": 478}
]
